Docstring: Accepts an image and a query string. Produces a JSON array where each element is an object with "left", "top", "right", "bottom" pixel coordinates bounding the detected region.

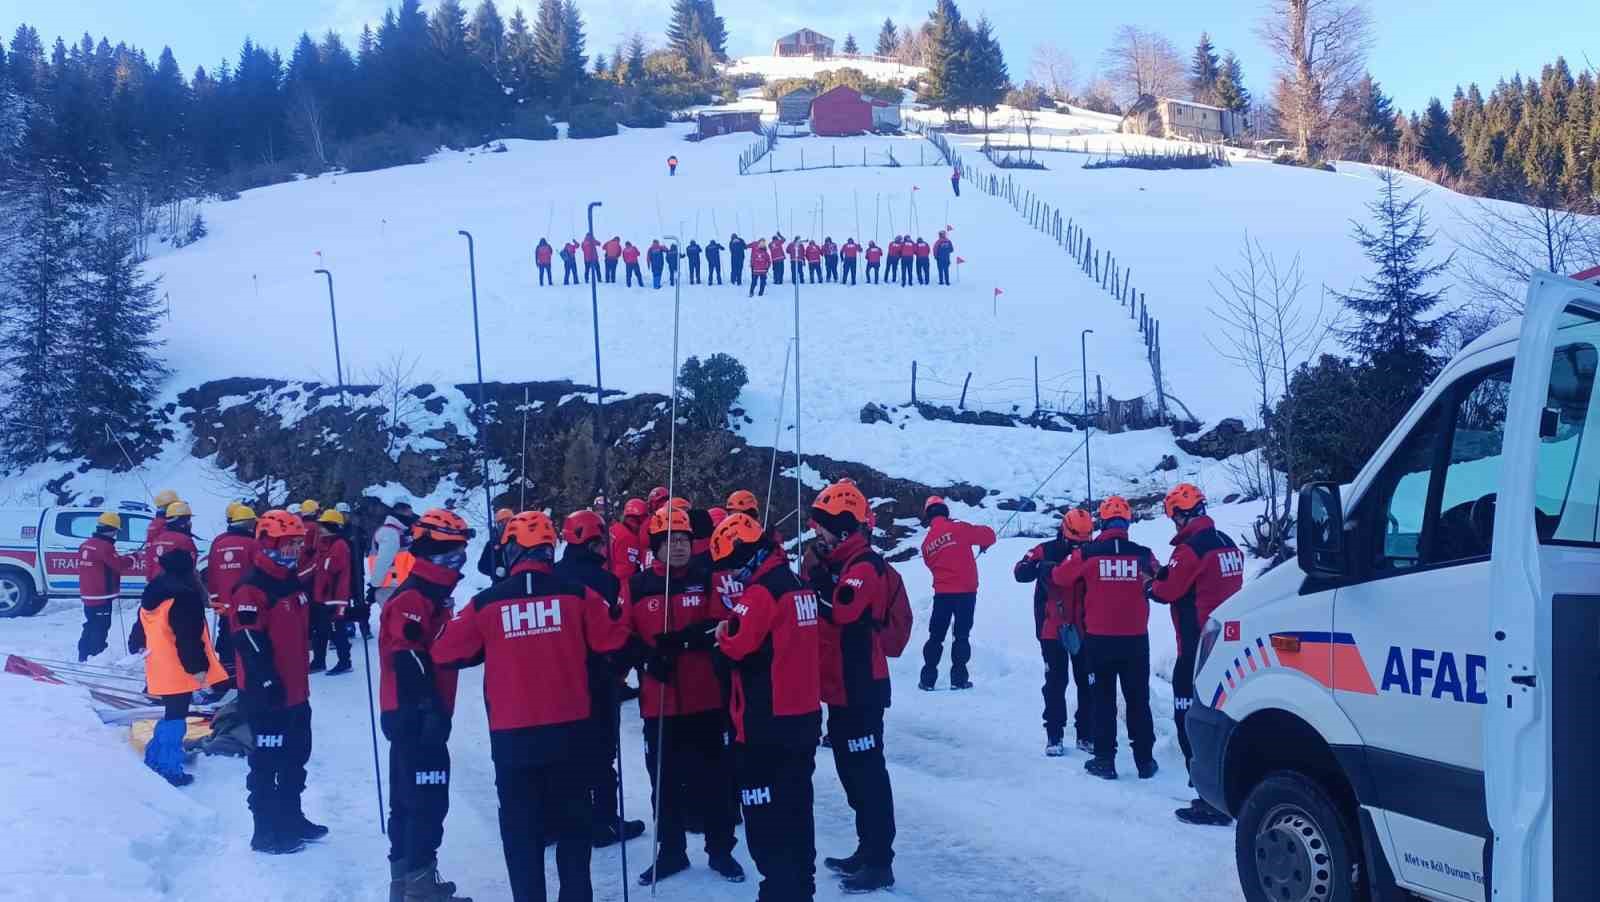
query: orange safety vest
[
  {"left": 366, "top": 549, "right": 416, "bottom": 588},
  {"left": 139, "top": 599, "right": 227, "bottom": 696}
]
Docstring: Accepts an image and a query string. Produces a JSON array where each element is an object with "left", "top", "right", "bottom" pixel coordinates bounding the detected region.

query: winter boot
[
  {"left": 145, "top": 718, "right": 192, "bottom": 786},
  {"left": 1075, "top": 737, "right": 1096, "bottom": 754},
  {"left": 917, "top": 679, "right": 936, "bottom": 692},
  {"left": 824, "top": 850, "right": 865, "bottom": 875},
  {"left": 840, "top": 865, "right": 896, "bottom": 893},
  {"left": 1175, "top": 799, "right": 1233, "bottom": 826},
  {"left": 285, "top": 798, "right": 329, "bottom": 842},
  {"left": 326, "top": 659, "right": 353, "bottom": 676},
  {"left": 709, "top": 852, "right": 746, "bottom": 882},
  {"left": 390, "top": 860, "right": 406, "bottom": 902},
  {"left": 593, "top": 818, "right": 647, "bottom": 848},
  {"left": 308, "top": 658, "right": 326, "bottom": 674},
  {"left": 250, "top": 812, "right": 305, "bottom": 855},
  {"left": 1044, "top": 740, "right": 1066, "bottom": 758},
  {"left": 1136, "top": 758, "right": 1159, "bottom": 780},
  {"left": 950, "top": 679, "right": 974, "bottom": 690},
  {"left": 404, "top": 864, "right": 471, "bottom": 901},
  {"left": 1084, "top": 757, "right": 1117, "bottom": 780},
  {"left": 638, "top": 852, "right": 691, "bottom": 885}
]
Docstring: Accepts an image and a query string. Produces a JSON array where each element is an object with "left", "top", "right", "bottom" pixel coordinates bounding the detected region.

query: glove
[
  {"left": 679, "top": 622, "right": 719, "bottom": 652},
  {"left": 642, "top": 650, "right": 675, "bottom": 684}
]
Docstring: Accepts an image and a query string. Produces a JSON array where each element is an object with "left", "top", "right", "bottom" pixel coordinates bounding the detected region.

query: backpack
[{"left": 852, "top": 551, "right": 914, "bottom": 658}]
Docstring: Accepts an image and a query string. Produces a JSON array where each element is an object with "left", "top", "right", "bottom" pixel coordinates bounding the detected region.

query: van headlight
[{"left": 1195, "top": 618, "right": 1222, "bottom": 688}]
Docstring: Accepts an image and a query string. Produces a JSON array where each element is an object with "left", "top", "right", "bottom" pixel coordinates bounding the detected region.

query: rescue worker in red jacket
[
  {"left": 311, "top": 508, "right": 355, "bottom": 675},
  {"left": 535, "top": 238, "right": 554, "bottom": 286},
  {"left": 864, "top": 241, "right": 882, "bottom": 284},
  {"left": 804, "top": 481, "right": 897, "bottom": 893},
  {"left": 610, "top": 498, "right": 648, "bottom": 582},
  {"left": 769, "top": 235, "right": 785, "bottom": 285},
  {"left": 581, "top": 232, "right": 601, "bottom": 284},
  {"left": 899, "top": 236, "right": 915, "bottom": 287},
  {"left": 712, "top": 514, "right": 821, "bottom": 902},
  {"left": 1051, "top": 496, "right": 1159, "bottom": 781},
  {"left": 622, "top": 241, "right": 643, "bottom": 288},
  {"left": 748, "top": 240, "right": 771, "bottom": 298},
  {"left": 806, "top": 239, "right": 823, "bottom": 283},
  {"left": 149, "top": 500, "right": 200, "bottom": 580},
  {"left": 560, "top": 239, "right": 580, "bottom": 285},
  {"left": 378, "top": 508, "right": 473, "bottom": 901},
  {"left": 204, "top": 503, "right": 259, "bottom": 673},
  {"left": 603, "top": 235, "right": 623, "bottom": 283},
  {"left": 144, "top": 488, "right": 180, "bottom": 572},
  {"left": 913, "top": 237, "right": 932, "bottom": 285},
  {"left": 790, "top": 238, "right": 807, "bottom": 284},
  {"left": 76, "top": 512, "right": 139, "bottom": 661},
  {"left": 131, "top": 544, "right": 227, "bottom": 786},
  {"left": 1013, "top": 509, "right": 1094, "bottom": 756},
  {"left": 232, "top": 511, "right": 326, "bottom": 855},
  {"left": 623, "top": 507, "right": 745, "bottom": 886},
  {"left": 296, "top": 499, "right": 323, "bottom": 584},
  {"left": 553, "top": 510, "right": 647, "bottom": 849},
  {"left": 884, "top": 238, "right": 901, "bottom": 283},
  {"left": 434, "top": 511, "right": 630, "bottom": 902},
  {"left": 823, "top": 237, "right": 840, "bottom": 282},
  {"left": 917, "top": 497, "right": 996, "bottom": 691},
  {"left": 1149, "top": 484, "right": 1245, "bottom": 827},
  {"left": 477, "top": 507, "right": 514, "bottom": 581},
  {"left": 840, "top": 238, "right": 860, "bottom": 285}
]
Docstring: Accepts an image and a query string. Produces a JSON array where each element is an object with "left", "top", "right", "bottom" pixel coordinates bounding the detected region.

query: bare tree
[
  {"left": 1101, "top": 26, "right": 1185, "bottom": 107},
  {"left": 1258, "top": 0, "right": 1372, "bottom": 161},
  {"left": 1453, "top": 198, "right": 1600, "bottom": 314},
  {"left": 366, "top": 352, "right": 430, "bottom": 460},
  {"left": 1208, "top": 233, "right": 1331, "bottom": 560},
  {"left": 1030, "top": 43, "right": 1076, "bottom": 101},
  {"left": 288, "top": 85, "right": 328, "bottom": 167}
]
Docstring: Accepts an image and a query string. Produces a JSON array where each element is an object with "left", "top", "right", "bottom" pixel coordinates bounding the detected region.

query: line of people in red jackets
[{"left": 530, "top": 231, "right": 959, "bottom": 297}]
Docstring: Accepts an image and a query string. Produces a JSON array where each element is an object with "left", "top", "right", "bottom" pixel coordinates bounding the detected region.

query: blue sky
[{"left": 3, "top": 0, "right": 1596, "bottom": 113}]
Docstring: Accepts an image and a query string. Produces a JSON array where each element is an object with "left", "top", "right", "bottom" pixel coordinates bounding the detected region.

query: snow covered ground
[
  {"left": 725, "top": 55, "right": 924, "bottom": 83},
  {"left": 1, "top": 523, "right": 1258, "bottom": 901}
]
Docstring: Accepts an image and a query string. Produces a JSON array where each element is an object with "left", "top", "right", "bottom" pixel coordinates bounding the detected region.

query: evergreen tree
[
  {"left": 533, "top": 0, "right": 585, "bottom": 105},
  {"left": 503, "top": 7, "right": 537, "bottom": 101},
  {"left": 1214, "top": 51, "right": 1249, "bottom": 113},
  {"left": 560, "top": 1, "right": 587, "bottom": 91},
  {"left": 843, "top": 34, "right": 859, "bottom": 56},
  {"left": 1334, "top": 167, "right": 1453, "bottom": 402},
  {"left": 666, "top": 0, "right": 720, "bottom": 76},
  {"left": 966, "top": 16, "right": 1008, "bottom": 132},
  {"left": 877, "top": 19, "right": 899, "bottom": 56},
  {"left": 468, "top": 0, "right": 506, "bottom": 75},
  {"left": 623, "top": 34, "right": 646, "bottom": 86},
  {"left": 924, "top": 0, "right": 969, "bottom": 116},
  {"left": 1189, "top": 32, "right": 1220, "bottom": 105},
  {"left": 1419, "top": 97, "right": 1464, "bottom": 175}
]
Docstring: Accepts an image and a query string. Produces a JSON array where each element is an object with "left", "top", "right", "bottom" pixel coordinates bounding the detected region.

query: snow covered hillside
[{"left": 726, "top": 54, "right": 924, "bottom": 83}]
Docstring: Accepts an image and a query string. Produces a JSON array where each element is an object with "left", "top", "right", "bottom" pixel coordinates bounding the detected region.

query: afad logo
[{"left": 1378, "top": 646, "right": 1488, "bottom": 705}]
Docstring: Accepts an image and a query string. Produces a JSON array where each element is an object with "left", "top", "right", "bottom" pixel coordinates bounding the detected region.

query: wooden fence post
[
  {"left": 959, "top": 372, "right": 973, "bottom": 410},
  {"left": 912, "top": 360, "right": 918, "bottom": 404},
  {"left": 1033, "top": 356, "right": 1041, "bottom": 412},
  {"left": 1096, "top": 375, "right": 1103, "bottom": 416}
]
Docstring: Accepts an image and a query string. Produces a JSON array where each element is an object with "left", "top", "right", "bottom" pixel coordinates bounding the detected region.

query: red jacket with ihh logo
[
  {"left": 624, "top": 560, "right": 727, "bottom": 719},
  {"left": 1148, "top": 516, "right": 1245, "bottom": 653},
  {"left": 716, "top": 549, "right": 820, "bottom": 745},
  {"left": 1050, "top": 528, "right": 1157, "bottom": 637}
]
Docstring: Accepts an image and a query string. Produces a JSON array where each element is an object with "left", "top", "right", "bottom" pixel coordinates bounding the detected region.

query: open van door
[{"left": 1486, "top": 272, "right": 1600, "bottom": 900}]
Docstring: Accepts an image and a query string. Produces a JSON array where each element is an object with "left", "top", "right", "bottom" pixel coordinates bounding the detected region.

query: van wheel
[
  {"left": 1236, "top": 771, "right": 1366, "bottom": 902},
  {"left": 0, "top": 568, "right": 36, "bottom": 618}
]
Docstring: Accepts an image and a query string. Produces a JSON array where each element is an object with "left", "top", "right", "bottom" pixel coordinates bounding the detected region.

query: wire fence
[{"left": 741, "top": 133, "right": 946, "bottom": 175}]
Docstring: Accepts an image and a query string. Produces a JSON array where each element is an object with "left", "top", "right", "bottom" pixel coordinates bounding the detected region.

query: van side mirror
[{"left": 1297, "top": 482, "right": 1346, "bottom": 578}]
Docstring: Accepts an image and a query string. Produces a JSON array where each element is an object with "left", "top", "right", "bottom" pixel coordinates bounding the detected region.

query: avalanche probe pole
[
  {"left": 1081, "top": 329, "right": 1094, "bottom": 509},
  {"left": 764, "top": 341, "right": 793, "bottom": 529},
  {"left": 319, "top": 266, "right": 385, "bottom": 835},
  {"left": 649, "top": 233, "right": 684, "bottom": 899},
  {"left": 102, "top": 423, "right": 154, "bottom": 653},
  {"left": 792, "top": 254, "right": 803, "bottom": 559},
  {"left": 458, "top": 230, "right": 496, "bottom": 533}
]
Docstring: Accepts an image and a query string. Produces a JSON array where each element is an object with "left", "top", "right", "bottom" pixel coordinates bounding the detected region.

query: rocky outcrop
[{"left": 1175, "top": 418, "right": 1263, "bottom": 460}]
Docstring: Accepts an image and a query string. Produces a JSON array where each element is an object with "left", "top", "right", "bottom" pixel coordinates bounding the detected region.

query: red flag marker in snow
[
  {"left": 956, "top": 256, "right": 966, "bottom": 264},
  {"left": 913, "top": 186, "right": 920, "bottom": 192},
  {"left": 993, "top": 287, "right": 1004, "bottom": 316}
]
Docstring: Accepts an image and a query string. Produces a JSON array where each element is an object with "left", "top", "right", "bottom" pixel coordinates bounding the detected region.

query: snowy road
[{"left": 1, "top": 536, "right": 1245, "bottom": 901}]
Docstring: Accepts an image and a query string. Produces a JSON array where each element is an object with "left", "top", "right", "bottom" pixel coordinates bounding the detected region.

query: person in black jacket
[
  {"left": 704, "top": 240, "right": 724, "bottom": 285},
  {"left": 686, "top": 241, "right": 703, "bottom": 285},
  {"left": 666, "top": 243, "right": 681, "bottom": 287},
  {"left": 553, "top": 510, "right": 648, "bottom": 850},
  {"left": 1013, "top": 511, "right": 1095, "bottom": 756},
  {"left": 728, "top": 234, "right": 746, "bottom": 285},
  {"left": 130, "top": 548, "right": 226, "bottom": 786}
]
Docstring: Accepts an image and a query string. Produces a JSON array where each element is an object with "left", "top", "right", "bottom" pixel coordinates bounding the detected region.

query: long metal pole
[
  {"left": 1081, "top": 329, "right": 1094, "bottom": 508},
  {"left": 315, "top": 269, "right": 345, "bottom": 395},
  {"left": 650, "top": 233, "right": 683, "bottom": 899},
  {"left": 586, "top": 202, "right": 607, "bottom": 500},
  {"left": 459, "top": 230, "right": 495, "bottom": 531},
  {"left": 793, "top": 257, "right": 803, "bottom": 555},
  {"left": 765, "top": 341, "right": 793, "bottom": 529}
]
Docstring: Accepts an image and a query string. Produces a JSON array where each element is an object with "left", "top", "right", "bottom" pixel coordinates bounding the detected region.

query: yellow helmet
[
  {"left": 165, "top": 501, "right": 192, "bottom": 519},
  {"left": 96, "top": 511, "right": 122, "bottom": 530},
  {"left": 298, "top": 499, "right": 321, "bottom": 516},
  {"left": 153, "top": 489, "right": 179, "bottom": 508},
  {"left": 228, "top": 504, "right": 258, "bottom": 524},
  {"left": 318, "top": 509, "right": 346, "bottom": 527}
]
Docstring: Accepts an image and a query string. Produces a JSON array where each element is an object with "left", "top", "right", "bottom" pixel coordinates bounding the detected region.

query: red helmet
[
  {"left": 1062, "top": 509, "right": 1094, "bottom": 541},
  {"left": 622, "top": 498, "right": 647, "bottom": 519},
  {"left": 562, "top": 510, "right": 606, "bottom": 545},
  {"left": 1097, "top": 496, "right": 1133, "bottom": 523},
  {"left": 923, "top": 495, "right": 946, "bottom": 515},
  {"left": 646, "top": 486, "right": 669, "bottom": 508},
  {"left": 502, "top": 511, "right": 557, "bottom": 549},
  {"left": 710, "top": 513, "right": 764, "bottom": 562}
]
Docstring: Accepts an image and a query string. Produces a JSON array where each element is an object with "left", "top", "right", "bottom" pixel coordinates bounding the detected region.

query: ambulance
[{"left": 1187, "top": 272, "right": 1600, "bottom": 902}]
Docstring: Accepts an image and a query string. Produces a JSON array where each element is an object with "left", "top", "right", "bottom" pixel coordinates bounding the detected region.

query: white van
[{"left": 1187, "top": 272, "right": 1600, "bottom": 902}]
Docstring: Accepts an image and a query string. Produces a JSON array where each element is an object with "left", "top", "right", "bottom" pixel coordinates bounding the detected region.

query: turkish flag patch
[{"left": 1223, "top": 621, "right": 1241, "bottom": 642}]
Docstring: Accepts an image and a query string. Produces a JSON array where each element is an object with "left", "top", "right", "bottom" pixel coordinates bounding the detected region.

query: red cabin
[{"left": 809, "top": 85, "right": 873, "bottom": 137}]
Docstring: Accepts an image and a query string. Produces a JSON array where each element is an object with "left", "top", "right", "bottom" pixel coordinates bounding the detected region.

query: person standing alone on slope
[{"left": 918, "top": 497, "right": 995, "bottom": 691}]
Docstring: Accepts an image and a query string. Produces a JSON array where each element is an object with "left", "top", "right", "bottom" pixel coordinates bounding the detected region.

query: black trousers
[
  {"left": 589, "top": 703, "right": 623, "bottom": 828},
  {"left": 583, "top": 260, "right": 600, "bottom": 283},
  {"left": 78, "top": 605, "right": 112, "bottom": 661},
  {"left": 825, "top": 704, "right": 895, "bottom": 867},
  {"left": 825, "top": 257, "right": 838, "bottom": 281},
  {"left": 604, "top": 258, "right": 618, "bottom": 282},
  {"left": 951, "top": 178, "right": 960, "bottom": 197},
  {"left": 920, "top": 592, "right": 976, "bottom": 687},
  {"left": 309, "top": 603, "right": 350, "bottom": 667},
  {"left": 749, "top": 273, "right": 767, "bottom": 297},
  {"left": 731, "top": 257, "right": 744, "bottom": 284},
  {"left": 739, "top": 740, "right": 817, "bottom": 902},
  {"left": 562, "top": 260, "right": 579, "bottom": 284},
  {"left": 538, "top": 263, "right": 553, "bottom": 285},
  {"left": 917, "top": 258, "right": 930, "bottom": 284},
  {"left": 842, "top": 258, "right": 857, "bottom": 284},
  {"left": 163, "top": 692, "right": 191, "bottom": 719},
  {"left": 772, "top": 261, "right": 782, "bottom": 284},
  {"left": 388, "top": 737, "right": 451, "bottom": 869},
  {"left": 651, "top": 265, "right": 663, "bottom": 289},
  {"left": 885, "top": 258, "right": 898, "bottom": 280},
  {"left": 707, "top": 260, "right": 722, "bottom": 284},
  {"left": 936, "top": 259, "right": 951, "bottom": 285},
  {"left": 497, "top": 757, "right": 592, "bottom": 902},
  {"left": 643, "top": 711, "right": 736, "bottom": 859},
  {"left": 626, "top": 263, "right": 643, "bottom": 287},
  {"left": 865, "top": 262, "right": 879, "bottom": 283},
  {"left": 900, "top": 260, "right": 912, "bottom": 286},
  {"left": 688, "top": 259, "right": 701, "bottom": 283},
  {"left": 247, "top": 702, "right": 313, "bottom": 819},
  {"left": 1085, "top": 634, "right": 1155, "bottom": 763},
  {"left": 791, "top": 260, "right": 805, "bottom": 283},
  {"left": 1039, "top": 638, "right": 1093, "bottom": 743},
  {"left": 1172, "top": 600, "right": 1201, "bottom": 771}
]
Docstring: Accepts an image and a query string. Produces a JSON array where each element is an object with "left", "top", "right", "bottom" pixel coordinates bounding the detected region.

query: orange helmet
[
  {"left": 412, "top": 508, "right": 471, "bottom": 543},
  {"left": 647, "top": 486, "right": 669, "bottom": 508},
  {"left": 503, "top": 511, "right": 558, "bottom": 549},
  {"left": 923, "top": 495, "right": 946, "bottom": 515},
  {"left": 1164, "top": 483, "right": 1206, "bottom": 519},
  {"left": 726, "top": 490, "right": 759, "bottom": 515},
  {"left": 1062, "top": 509, "right": 1094, "bottom": 541},
  {"left": 256, "top": 510, "right": 308, "bottom": 543},
  {"left": 622, "top": 498, "right": 647, "bottom": 519},
  {"left": 812, "top": 481, "right": 869, "bottom": 526},
  {"left": 1097, "top": 496, "right": 1133, "bottom": 523},
  {"left": 562, "top": 510, "right": 606, "bottom": 545},
  {"left": 668, "top": 496, "right": 691, "bottom": 512},
  {"left": 648, "top": 506, "right": 692, "bottom": 537},
  {"left": 495, "top": 507, "right": 514, "bottom": 524},
  {"left": 710, "top": 513, "right": 764, "bottom": 561}
]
